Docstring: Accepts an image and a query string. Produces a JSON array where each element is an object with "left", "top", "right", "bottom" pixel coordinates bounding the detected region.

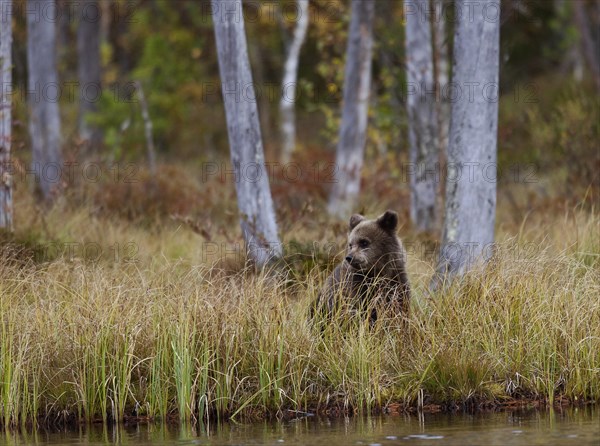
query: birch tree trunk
[
  {"left": 405, "top": 0, "right": 438, "bottom": 232},
  {"left": 328, "top": 0, "right": 375, "bottom": 219},
  {"left": 134, "top": 80, "right": 157, "bottom": 175},
  {"left": 434, "top": 0, "right": 500, "bottom": 284},
  {"left": 211, "top": 0, "right": 282, "bottom": 266},
  {"left": 77, "top": 0, "right": 102, "bottom": 147},
  {"left": 279, "top": 0, "right": 309, "bottom": 163},
  {"left": 27, "top": 0, "right": 63, "bottom": 202},
  {"left": 0, "top": 0, "right": 12, "bottom": 230}
]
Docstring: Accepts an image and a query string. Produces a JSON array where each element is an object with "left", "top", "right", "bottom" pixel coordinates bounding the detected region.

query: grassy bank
[{"left": 0, "top": 186, "right": 598, "bottom": 428}]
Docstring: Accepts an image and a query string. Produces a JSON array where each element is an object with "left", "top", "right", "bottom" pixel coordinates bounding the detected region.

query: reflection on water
[{"left": 2, "top": 407, "right": 598, "bottom": 446}]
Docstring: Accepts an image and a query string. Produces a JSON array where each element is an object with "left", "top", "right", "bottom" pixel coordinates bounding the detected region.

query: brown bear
[{"left": 313, "top": 210, "right": 411, "bottom": 325}]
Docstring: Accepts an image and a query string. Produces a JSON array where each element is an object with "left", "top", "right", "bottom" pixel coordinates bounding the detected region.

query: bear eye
[{"left": 358, "top": 239, "right": 369, "bottom": 248}]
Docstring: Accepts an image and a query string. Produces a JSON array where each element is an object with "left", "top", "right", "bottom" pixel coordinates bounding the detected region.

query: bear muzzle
[{"left": 345, "top": 255, "right": 364, "bottom": 270}]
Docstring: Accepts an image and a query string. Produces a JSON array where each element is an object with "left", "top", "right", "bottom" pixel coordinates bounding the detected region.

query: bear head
[{"left": 344, "top": 210, "right": 400, "bottom": 272}]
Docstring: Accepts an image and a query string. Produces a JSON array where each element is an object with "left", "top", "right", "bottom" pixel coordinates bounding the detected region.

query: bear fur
[{"left": 313, "top": 210, "right": 411, "bottom": 324}]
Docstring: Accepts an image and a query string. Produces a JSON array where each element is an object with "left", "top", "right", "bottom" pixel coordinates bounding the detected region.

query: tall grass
[{"left": 0, "top": 206, "right": 598, "bottom": 428}]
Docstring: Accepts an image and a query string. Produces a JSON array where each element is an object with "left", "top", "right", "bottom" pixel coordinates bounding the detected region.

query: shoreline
[{"left": 6, "top": 397, "right": 596, "bottom": 430}]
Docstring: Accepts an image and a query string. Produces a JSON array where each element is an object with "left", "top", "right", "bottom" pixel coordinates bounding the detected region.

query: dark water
[{"left": 3, "top": 408, "right": 598, "bottom": 446}]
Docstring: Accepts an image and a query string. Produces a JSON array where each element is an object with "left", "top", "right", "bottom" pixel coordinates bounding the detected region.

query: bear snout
[{"left": 345, "top": 255, "right": 363, "bottom": 269}]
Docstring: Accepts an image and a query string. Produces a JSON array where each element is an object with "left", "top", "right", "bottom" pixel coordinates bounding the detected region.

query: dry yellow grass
[{"left": 0, "top": 176, "right": 598, "bottom": 428}]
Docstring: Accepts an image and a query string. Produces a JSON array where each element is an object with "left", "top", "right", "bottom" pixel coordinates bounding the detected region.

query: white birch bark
[
  {"left": 405, "top": 0, "right": 438, "bottom": 232},
  {"left": 279, "top": 0, "right": 309, "bottom": 163},
  {"left": 0, "top": 0, "right": 12, "bottom": 229},
  {"left": 328, "top": 0, "right": 375, "bottom": 219},
  {"left": 134, "top": 81, "right": 156, "bottom": 175},
  {"left": 211, "top": 0, "right": 282, "bottom": 266},
  {"left": 27, "top": 0, "right": 63, "bottom": 202},
  {"left": 77, "top": 0, "right": 102, "bottom": 146},
  {"left": 434, "top": 0, "right": 500, "bottom": 284}
]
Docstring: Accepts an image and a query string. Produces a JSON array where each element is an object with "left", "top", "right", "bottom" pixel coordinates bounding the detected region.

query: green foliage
[
  {"left": 92, "top": 1, "right": 222, "bottom": 160},
  {"left": 5, "top": 0, "right": 597, "bottom": 167},
  {"left": 500, "top": 0, "right": 575, "bottom": 87},
  {"left": 530, "top": 90, "right": 599, "bottom": 196},
  {"left": 501, "top": 78, "right": 600, "bottom": 204}
]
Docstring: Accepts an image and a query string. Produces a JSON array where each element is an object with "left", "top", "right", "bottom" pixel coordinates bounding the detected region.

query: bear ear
[
  {"left": 349, "top": 214, "right": 366, "bottom": 231},
  {"left": 377, "top": 210, "right": 398, "bottom": 233}
]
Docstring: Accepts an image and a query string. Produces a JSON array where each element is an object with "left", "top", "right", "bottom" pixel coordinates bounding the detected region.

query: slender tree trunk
[
  {"left": 378, "top": 48, "right": 403, "bottom": 152},
  {"left": 0, "top": 0, "right": 13, "bottom": 230},
  {"left": 432, "top": 0, "right": 450, "bottom": 228},
  {"left": 134, "top": 80, "right": 157, "bottom": 175},
  {"left": 405, "top": 0, "right": 438, "bottom": 233},
  {"left": 27, "top": 0, "right": 63, "bottom": 202},
  {"left": 555, "top": 0, "right": 584, "bottom": 81},
  {"left": 211, "top": 0, "right": 282, "bottom": 266},
  {"left": 432, "top": 0, "right": 449, "bottom": 92},
  {"left": 77, "top": 0, "right": 102, "bottom": 147},
  {"left": 434, "top": 0, "right": 500, "bottom": 285},
  {"left": 328, "top": 0, "right": 375, "bottom": 219},
  {"left": 56, "top": 0, "right": 70, "bottom": 60},
  {"left": 573, "top": 0, "right": 600, "bottom": 90},
  {"left": 279, "top": 0, "right": 309, "bottom": 163}
]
